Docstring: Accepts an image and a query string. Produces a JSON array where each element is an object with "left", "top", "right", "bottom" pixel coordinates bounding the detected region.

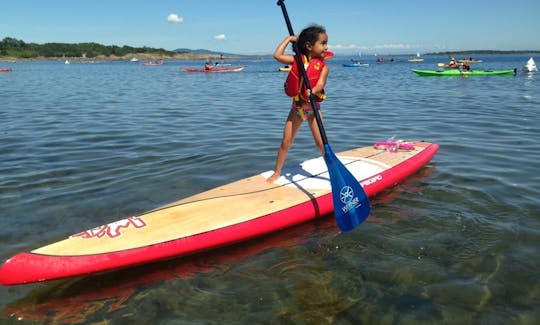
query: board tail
[{"left": 323, "top": 145, "right": 371, "bottom": 231}]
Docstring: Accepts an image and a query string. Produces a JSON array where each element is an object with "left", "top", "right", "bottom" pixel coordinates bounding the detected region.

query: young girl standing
[{"left": 267, "top": 24, "right": 330, "bottom": 183}]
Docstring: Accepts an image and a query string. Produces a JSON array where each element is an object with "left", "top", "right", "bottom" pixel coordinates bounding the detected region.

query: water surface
[{"left": 1, "top": 55, "right": 539, "bottom": 324}]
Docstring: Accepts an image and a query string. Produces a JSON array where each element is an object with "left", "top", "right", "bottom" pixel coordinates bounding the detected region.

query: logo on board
[{"left": 71, "top": 216, "right": 147, "bottom": 239}]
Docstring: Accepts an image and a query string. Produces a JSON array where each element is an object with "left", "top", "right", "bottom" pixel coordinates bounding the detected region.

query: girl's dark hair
[{"left": 297, "top": 24, "right": 326, "bottom": 56}]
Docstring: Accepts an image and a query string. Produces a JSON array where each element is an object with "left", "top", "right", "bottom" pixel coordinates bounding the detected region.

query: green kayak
[{"left": 412, "top": 68, "right": 517, "bottom": 76}]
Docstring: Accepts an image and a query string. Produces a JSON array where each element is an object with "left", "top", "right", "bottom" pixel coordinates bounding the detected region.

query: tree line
[{"left": 0, "top": 37, "right": 181, "bottom": 58}]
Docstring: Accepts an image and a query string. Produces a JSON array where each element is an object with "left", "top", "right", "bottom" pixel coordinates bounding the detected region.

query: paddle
[{"left": 276, "top": 0, "right": 370, "bottom": 231}]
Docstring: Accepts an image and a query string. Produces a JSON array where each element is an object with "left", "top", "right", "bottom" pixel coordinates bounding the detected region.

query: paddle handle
[{"left": 277, "top": 0, "right": 329, "bottom": 146}]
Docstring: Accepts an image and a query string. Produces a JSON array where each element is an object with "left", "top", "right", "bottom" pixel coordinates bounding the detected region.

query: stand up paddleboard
[{"left": 0, "top": 141, "right": 438, "bottom": 285}]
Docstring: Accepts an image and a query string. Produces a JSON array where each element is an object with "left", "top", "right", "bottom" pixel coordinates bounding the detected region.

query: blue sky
[{"left": 1, "top": 0, "right": 539, "bottom": 55}]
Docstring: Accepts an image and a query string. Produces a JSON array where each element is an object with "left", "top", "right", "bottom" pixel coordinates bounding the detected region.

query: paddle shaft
[{"left": 277, "top": 0, "right": 329, "bottom": 146}]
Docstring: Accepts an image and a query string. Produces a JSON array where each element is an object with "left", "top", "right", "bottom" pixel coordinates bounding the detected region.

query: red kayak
[
  {"left": 183, "top": 66, "right": 245, "bottom": 73},
  {"left": 0, "top": 68, "right": 12, "bottom": 72},
  {"left": 141, "top": 60, "right": 164, "bottom": 66}
]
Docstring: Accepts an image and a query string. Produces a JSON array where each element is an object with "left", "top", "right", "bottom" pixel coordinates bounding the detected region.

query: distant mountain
[
  {"left": 172, "top": 48, "right": 268, "bottom": 59},
  {"left": 174, "top": 48, "right": 234, "bottom": 56}
]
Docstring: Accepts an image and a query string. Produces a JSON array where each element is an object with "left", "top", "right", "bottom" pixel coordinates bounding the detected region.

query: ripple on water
[{"left": 1, "top": 56, "right": 539, "bottom": 323}]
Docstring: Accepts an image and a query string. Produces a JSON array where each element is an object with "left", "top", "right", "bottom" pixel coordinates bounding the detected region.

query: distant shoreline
[
  {"left": 1, "top": 50, "right": 538, "bottom": 63},
  {"left": 2, "top": 37, "right": 539, "bottom": 61},
  {"left": 425, "top": 50, "right": 540, "bottom": 56},
  {"left": 0, "top": 52, "right": 248, "bottom": 62}
]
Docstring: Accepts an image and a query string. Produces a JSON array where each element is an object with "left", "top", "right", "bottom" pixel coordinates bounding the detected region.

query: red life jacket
[{"left": 284, "top": 55, "right": 326, "bottom": 102}]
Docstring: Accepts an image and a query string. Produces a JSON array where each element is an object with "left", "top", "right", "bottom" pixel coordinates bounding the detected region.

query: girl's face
[{"left": 307, "top": 32, "right": 329, "bottom": 59}]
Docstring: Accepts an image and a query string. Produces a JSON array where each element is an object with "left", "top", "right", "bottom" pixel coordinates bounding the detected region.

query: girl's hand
[{"left": 274, "top": 36, "right": 297, "bottom": 65}]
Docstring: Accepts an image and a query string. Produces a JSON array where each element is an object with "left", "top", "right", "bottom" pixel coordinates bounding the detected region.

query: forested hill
[{"left": 0, "top": 37, "right": 185, "bottom": 59}]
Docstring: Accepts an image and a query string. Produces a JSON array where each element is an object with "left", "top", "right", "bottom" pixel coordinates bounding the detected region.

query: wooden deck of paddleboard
[{"left": 0, "top": 141, "right": 439, "bottom": 285}]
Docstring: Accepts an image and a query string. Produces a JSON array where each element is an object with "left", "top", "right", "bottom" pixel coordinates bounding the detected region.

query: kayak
[
  {"left": 141, "top": 60, "right": 164, "bottom": 66},
  {"left": 0, "top": 68, "right": 11, "bottom": 72},
  {"left": 183, "top": 66, "right": 245, "bottom": 73},
  {"left": 412, "top": 68, "right": 517, "bottom": 76},
  {"left": 343, "top": 63, "right": 369, "bottom": 67},
  {"left": 0, "top": 140, "right": 438, "bottom": 285}
]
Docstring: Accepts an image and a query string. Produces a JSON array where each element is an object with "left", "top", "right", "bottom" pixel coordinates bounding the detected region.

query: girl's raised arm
[{"left": 273, "top": 36, "right": 297, "bottom": 64}]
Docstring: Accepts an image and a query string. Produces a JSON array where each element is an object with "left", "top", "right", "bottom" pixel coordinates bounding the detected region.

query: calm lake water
[{"left": 1, "top": 54, "right": 539, "bottom": 324}]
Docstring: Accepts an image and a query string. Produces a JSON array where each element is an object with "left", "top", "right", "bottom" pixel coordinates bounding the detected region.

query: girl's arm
[
  {"left": 310, "top": 64, "right": 329, "bottom": 95},
  {"left": 273, "top": 36, "right": 297, "bottom": 65}
]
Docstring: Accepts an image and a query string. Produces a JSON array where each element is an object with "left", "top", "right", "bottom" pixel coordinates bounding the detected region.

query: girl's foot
[{"left": 266, "top": 172, "right": 280, "bottom": 183}]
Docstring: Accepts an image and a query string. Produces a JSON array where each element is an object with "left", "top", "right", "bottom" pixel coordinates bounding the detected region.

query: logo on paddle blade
[
  {"left": 339, "top": 186, "right": 354, "bottom": 203},
  {"left": 340, "top": 186, "right": 361, "bottom": 213}
]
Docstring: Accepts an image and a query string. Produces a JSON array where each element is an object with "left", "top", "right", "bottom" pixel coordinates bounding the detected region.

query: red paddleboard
[{"left": 0, "top": 141, "right": 438, "bottom": 285}]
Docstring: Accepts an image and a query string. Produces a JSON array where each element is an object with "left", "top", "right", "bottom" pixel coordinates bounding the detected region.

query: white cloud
[
  {"left": 213, "top": 34, "right": 226, "bottom": 41},
  {"left": 167, "top": 13, "right": 183, "bottom": 24},
  {"left": 330, "top": 44, "right": 362, "bottom": 50},
  {"left": 331, "top": 43, "right": 413, "bottom": 50},
  {"left": 372, "top": 43, "right": 411, "bottom": 50}
]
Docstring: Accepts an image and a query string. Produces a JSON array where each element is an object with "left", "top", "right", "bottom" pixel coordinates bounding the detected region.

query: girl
[{"left": 267, "top": 24, "right": 330, "bottom": 183}]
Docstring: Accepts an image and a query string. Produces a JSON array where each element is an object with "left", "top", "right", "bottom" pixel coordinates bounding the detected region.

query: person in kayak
[
  {"left": 448, "top": 56, "right": 459, "bottom": 68},
  {"left": 460, "top": 61, "right": 471, "bottom": 71},
  {"left": 266, "top": 24, "right": 329, "bottom": 183}
]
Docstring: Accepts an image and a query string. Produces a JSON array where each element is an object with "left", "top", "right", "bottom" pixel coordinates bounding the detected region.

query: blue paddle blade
[{"left": 323, "top": 144, "right": 371, "bottom": 231}]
